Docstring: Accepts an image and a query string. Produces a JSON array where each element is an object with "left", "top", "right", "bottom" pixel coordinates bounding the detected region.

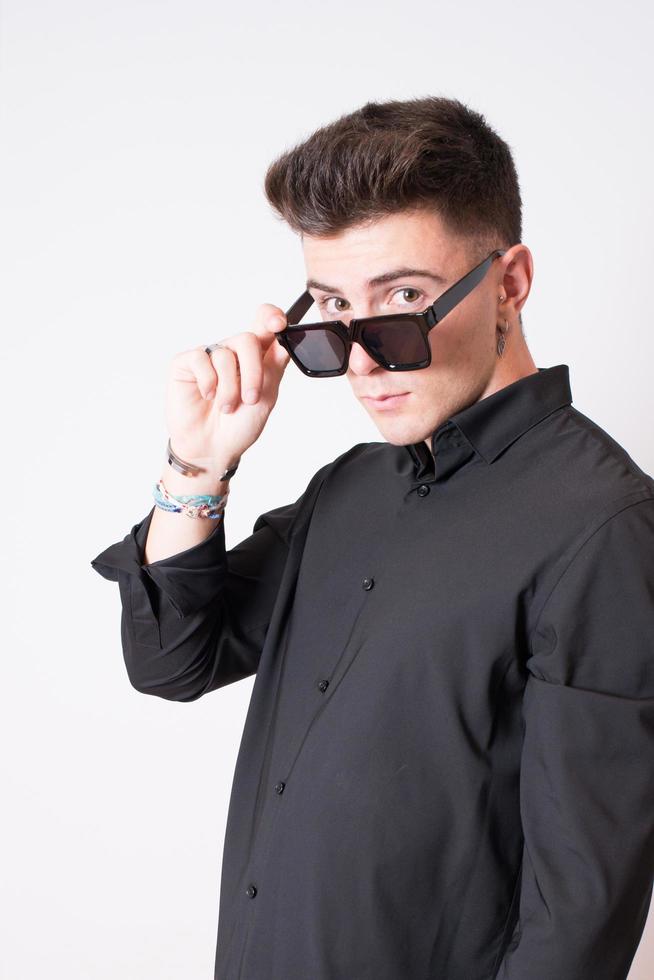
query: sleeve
[
  {"left": 495, "top": 496, "right": 654, "bottom": 980},
  {"left": 89, "top": 476, "right": 319, "bottom": 702}
]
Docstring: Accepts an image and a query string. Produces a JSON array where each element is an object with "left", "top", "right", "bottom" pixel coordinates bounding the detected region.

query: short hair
[{"left": 263, "top": 95, "right": 522, "bottom": 266}]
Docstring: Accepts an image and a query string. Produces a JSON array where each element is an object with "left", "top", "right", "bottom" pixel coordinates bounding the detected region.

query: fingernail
[
  {"left": 244, "top": 389, "right": 258, "bottom": 404},
  {"left": 205, "top": 389, "right": 215, "bottom": 400}
]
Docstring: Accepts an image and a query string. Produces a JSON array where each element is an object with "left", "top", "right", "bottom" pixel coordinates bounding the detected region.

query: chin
[{"left": 367, "top": 418, "right": 415, "bottom": 446}]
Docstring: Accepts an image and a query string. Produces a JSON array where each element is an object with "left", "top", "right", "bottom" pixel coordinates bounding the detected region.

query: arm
[
  {"left": 89, "top": 300, "right": 306, "bottom": 700},
  {"left": 90, "top": 473, "right": 320, "bottom": 702},
  {"left": 495, "top": 496, "right": 654, "bottom": 980}
]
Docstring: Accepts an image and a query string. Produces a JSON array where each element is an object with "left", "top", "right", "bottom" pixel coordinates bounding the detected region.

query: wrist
[
  {"left": 165, "top": 438, "right": 241, "bottom": 486},
  {"left": 162, "top": 460, "right": 232, "bottom": 496}
]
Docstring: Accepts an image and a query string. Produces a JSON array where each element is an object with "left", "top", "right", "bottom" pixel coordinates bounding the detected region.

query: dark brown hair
[{"left": 263, "top": 95, "right": 522, "bottom": 263}]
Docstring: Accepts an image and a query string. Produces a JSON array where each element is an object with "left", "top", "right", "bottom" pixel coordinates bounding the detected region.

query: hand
[{"left": 164, "top": 304, "right": 292, "bottom": 474}]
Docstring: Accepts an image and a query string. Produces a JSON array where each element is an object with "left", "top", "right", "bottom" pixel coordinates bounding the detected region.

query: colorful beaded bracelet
[{"left": 153, "top": 477, "right": 229, "bottom": 520}]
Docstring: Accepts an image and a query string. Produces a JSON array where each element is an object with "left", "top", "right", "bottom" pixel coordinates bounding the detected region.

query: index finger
[{"left": 250, "top": 303, "right": 289, "bottom": 352}]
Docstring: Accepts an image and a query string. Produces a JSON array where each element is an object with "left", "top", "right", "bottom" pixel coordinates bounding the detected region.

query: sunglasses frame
[{"left": 275, "top": 248, "right": 507, "bottom": 376}]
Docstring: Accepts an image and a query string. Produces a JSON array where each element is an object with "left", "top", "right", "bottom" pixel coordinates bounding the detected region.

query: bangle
[
  {"left": 153, "top": 477, "right": 229, "bottom": 519},
  {"left": 166, "top": 438, "right": 240, "bottom": 482}
]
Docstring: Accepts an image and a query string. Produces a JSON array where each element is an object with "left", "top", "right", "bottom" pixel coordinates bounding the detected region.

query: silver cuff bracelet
[{"left": 166, "top": 438, "right": 241, "bottom": 482}]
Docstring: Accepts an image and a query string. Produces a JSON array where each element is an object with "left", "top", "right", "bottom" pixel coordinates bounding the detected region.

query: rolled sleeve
[{"left": 496, "top": 497, "right": 654, "bottom": 980}]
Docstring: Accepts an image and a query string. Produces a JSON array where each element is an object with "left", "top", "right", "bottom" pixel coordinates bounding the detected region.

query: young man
[{"left": 91, "top": 96, "right": 654, "bottom": 979}]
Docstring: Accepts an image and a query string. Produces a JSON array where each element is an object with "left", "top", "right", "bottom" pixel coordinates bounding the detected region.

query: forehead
[{"left": 300, "top": 209, "right": 468, "bottom": 289}]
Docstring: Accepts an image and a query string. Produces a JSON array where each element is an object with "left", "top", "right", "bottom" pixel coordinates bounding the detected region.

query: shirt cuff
[{"left": 90, "top": 505, "right": 228, "bottom": 619}]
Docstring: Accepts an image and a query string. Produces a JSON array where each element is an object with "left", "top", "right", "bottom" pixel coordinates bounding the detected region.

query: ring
[{"left": 205, "top": 342, "right": 227, "bottom": 355}]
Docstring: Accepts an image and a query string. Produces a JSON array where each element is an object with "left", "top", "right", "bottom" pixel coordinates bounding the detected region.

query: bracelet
[
  {"left": 166, "top": 437, "right": 241, "bottom": 482},
  {"left": 153, "top": 477, "right": 229, "bottom": 519}
]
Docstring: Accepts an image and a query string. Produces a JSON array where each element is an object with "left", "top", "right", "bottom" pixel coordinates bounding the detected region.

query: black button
[
  {"left": 417, "top": 484, "right": 430, "bottom": 497},
  {"left": 245, "top": 884, "right": 257, "bottom": 899},
  {"left": 274, "top": 781, "right": 285, "bottom": 794},
  {"left": 318, "top": 679, "right": 329, "bottom": 692},
  {"left": 362, "top": 577, "right": 374, "bottom": 590}
]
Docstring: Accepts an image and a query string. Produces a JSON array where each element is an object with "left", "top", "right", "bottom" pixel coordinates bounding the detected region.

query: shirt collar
[{"left": 404, "top": 364, "right": 572, "bottom": 482}]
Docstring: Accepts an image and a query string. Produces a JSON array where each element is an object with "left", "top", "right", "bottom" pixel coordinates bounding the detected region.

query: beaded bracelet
[{"left": 153, "top": 477, "right": 229, "bottom": 520}]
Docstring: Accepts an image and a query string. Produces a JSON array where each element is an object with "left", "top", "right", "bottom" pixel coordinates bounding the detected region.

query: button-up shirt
[{"left": 91, "top": 364, "right": 654, "bottom": 980}]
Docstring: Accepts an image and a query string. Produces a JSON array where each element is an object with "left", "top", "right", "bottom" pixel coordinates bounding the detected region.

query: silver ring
[{"left": 204, "top": 342, "right": 227, "bottom": 355}]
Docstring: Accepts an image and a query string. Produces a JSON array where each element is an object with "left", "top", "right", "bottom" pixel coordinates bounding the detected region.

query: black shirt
[{"left": 91, "top": 364, "right": 654, "bottom": 980}]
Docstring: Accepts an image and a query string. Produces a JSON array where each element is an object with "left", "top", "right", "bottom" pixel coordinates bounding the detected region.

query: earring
[{"left": 497, "top": 319, "right": 509, "bottom": 357}]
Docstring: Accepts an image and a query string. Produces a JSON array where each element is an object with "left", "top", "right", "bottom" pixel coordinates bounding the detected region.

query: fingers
[
  {"left": 204, "top": 333, "right": 263, "bottom": 412},
  {"left": 253, "top": 303, "right": 292, "bottom": 377},
  {"left": 250, "top": 303, "right": 288, "bottom": 349},
  {"left": 202, "top": 305, "right": 289, "bottom": 410},
  {"left": 172, "top": 347, "right": 218, "bottom": 401}
]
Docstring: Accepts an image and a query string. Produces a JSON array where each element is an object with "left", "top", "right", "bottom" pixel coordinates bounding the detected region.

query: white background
[{"left": 2, "top": 1, "right": 653, "bottom": 977}]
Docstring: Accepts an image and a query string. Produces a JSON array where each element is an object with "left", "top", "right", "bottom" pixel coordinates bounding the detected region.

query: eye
[
  {"left": 318, "top": 287, "right": 425, "bottom": 316},
  {"left": 319, "top": 296, "right": 350, "bottom": 316},
  {"left": 393, "top": 287, "right": 424, "bottom": 306}
]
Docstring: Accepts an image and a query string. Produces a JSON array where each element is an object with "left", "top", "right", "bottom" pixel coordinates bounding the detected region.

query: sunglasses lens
[
  {"left": 284, "top": 318, "right": 428, "bottom": 374},
  {"left": 285, "top": 328, "right": 346, "bottom": 373},
  {"left": 362, "top": 319, "right": 427, "bottom": 366}
]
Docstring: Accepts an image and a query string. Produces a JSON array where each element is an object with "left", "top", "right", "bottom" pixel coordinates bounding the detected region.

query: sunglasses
[{"left": 275, "top": 248, "right": 506, "bottom": 377}]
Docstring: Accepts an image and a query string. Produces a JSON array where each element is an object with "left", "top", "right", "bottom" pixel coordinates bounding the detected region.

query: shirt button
[
  {"left": 245, "top": 884, "right": 257, "bottom": 899},
  {"left": 417, "top": 484, "right": 430, "bottom": 496},
  {"left": 362, "top": 577, "right": 374, "bottom": 590},
  {"left": 274, "top": 781, "right": 285, "bottom": 794},
  {"left": 318, "top": 679, "right": 329, "bottom": 692}
]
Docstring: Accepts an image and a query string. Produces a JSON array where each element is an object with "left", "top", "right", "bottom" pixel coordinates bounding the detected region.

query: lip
[{"left": 362, "top": 392, "right": 409, "bottom": 410}]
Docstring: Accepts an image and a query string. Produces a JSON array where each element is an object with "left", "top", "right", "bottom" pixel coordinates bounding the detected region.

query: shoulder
[
  {"left": 540, "top": 403, "right": 654, "bottom": 516},
  {"left": 319, "top": 440, "right": 388, "bottom": 483}
]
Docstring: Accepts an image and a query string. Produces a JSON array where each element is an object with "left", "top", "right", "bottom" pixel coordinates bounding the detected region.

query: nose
[{"left": 347, "top": 339, "right": 381, "bottom": 376}]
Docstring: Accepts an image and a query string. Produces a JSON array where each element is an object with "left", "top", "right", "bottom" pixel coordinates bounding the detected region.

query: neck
[{"left": 423, "top": 342, "right": 538, "bottom": 458}]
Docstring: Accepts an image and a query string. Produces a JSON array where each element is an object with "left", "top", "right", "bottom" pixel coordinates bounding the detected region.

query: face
[{"left": 301, "top": 208, "right": 524, "bottom": 452}]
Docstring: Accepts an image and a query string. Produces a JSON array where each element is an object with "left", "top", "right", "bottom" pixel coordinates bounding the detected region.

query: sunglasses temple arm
[
  {"left": 285, "top": 290, "right": 315, "bottom": 325},
  {"left": 429, "top": 250, "right": 506, "bottom": 323}
]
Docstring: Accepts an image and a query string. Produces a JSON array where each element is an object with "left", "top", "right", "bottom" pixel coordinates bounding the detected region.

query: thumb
[
  {"left": 265, "top": 335, "right": 291, "bottom": 374},
  {"left": 264, "top": 329, "right": 292, "bottom": 376}
]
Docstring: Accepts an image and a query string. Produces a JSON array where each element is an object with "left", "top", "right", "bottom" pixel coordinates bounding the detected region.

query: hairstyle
[
  {"left": 264, "top": 96, "right": 524, "bottom": 331},
  {"left": 263, "top": 95, "right": 522, "bottom": 265}
]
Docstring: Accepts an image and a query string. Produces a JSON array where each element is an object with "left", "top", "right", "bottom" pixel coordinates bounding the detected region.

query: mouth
[{"left": 362, "top": 392, "right": 410, "bottom": 409}]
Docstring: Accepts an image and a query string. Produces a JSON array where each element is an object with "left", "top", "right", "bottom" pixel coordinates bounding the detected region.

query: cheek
[
  {"left": 429, "top": 305, "right": 490, "bottom": 357},
  {"left": 429, "top": 316, "right": 467, "bottom": 357}
]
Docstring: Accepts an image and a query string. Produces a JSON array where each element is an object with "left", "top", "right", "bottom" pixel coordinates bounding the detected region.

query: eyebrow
[{"left": 305, "top": 267, "right": 449, "bottom": 293}]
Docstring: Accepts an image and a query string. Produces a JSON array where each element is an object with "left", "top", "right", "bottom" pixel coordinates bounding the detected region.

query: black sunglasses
[{"left": 275, "top": 249, "right": 506, "bottom": 376}]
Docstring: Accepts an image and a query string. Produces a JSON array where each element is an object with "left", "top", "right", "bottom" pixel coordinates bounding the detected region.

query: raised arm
[{"left": 91, "top": 301, "right": 297, "bottom": 699}]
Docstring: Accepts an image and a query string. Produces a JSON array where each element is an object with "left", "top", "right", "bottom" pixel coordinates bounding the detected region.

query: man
[{"left": 91, "top": 96, "right": 654, "bottom": 979}]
